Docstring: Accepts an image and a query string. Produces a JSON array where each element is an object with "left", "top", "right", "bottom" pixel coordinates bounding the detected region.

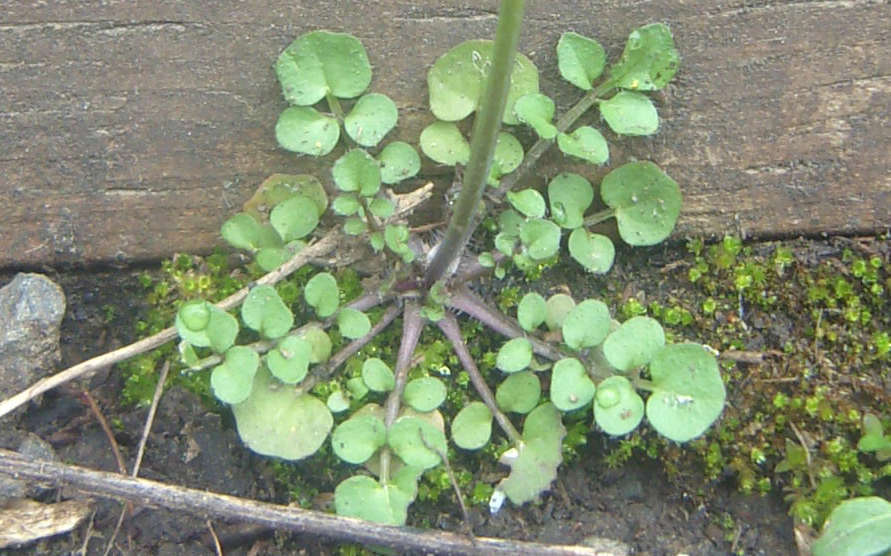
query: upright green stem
[{"left": 424, "top": 0, "right": 525, "bottom": 286}]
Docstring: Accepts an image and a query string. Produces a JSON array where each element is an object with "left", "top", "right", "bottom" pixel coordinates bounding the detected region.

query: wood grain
[{"left": 1, "top": 1, "right": 888, "bottom": 267}]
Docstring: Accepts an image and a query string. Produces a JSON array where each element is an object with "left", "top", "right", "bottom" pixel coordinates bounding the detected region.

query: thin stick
[
  {"left": 207, "top": 519, "right": 223, "bottom": 556},
  {"left": 0, "top": 230, "right": 342, "bottom": 419},
  {"left": 80, "top": 390, "right": 126, "bottom": 476},
  {"left": 0, "top": 449, "right": 615, "bottom": 555}
]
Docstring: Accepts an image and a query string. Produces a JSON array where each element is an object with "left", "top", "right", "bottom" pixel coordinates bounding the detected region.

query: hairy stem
[
  {"left": 424, "top": 0, "right": 525, "bottom": 285},
  {"left": 438, "top": 314, "right": 521, "bottom": 443}
]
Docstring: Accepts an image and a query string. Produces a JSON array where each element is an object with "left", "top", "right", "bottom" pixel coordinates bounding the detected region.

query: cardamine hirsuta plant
[{"left": 175, "top": 0, "right": 726, "bottom": 525}]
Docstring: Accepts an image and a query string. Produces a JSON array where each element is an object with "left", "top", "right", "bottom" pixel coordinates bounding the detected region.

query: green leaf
[
  {"left": 813, "top": 496, "right": 891, "bottom": 556},
  {"left": 304, "top": 272, "right": 339, "bottom": 318},
  {"left": 255, "top": 243, "right": 299, "bottom": 272},
  {"left": 602, "top": 316, "right": 665, "bottom": 371},
  {"left": 241, "top": 285, "right": 294, "bottom": 339},
  {"left": 338, "top": 308, "right": 372, "bottom": 339},
  {"left": 275, "top": 30, "right": 372, "bottom": 105},
  {"left": 427, "top": 39, "right": 539, "bottom": 124},
  {"left": 496, "top": 371, "right": 541, "bottom": 414},
  {"left": 326, "top": 390, "right": 350, "bottom": 413},
  {"left": 594, "top": 375, "right": 645, "bottom": 436},
  {"left": 568, "top": 229, "right": 615, "bottom": 273},
  {"left": 451, "top": 402, "right": 493, "bottom": 450},
  {"left": 243, "top": 173, "right": 329, "bottom": 221},
  {"left": 300, "top": 325, "right": 332, "bottom": 363},
  {"left": 265, "top": 336, "right": 312, "bottom": 384},
  {"left": 332, "top": 149, "right": 382, "bottom": 196},
  {"left": 275, "top": 106, "right": 339, "bottom": 156},
  {"left": 497, "top": 403, "right": 565, "bottom": 504},
  {"left": 514, "top": 93, "right": 557, "bottom": 139},
  {"left": 478, "top": 252, "right": 495, "bottom": 268},
  {"left": 557, "top": 32, "right": 606, "bottom": 90},
  {"left": 519, "top": 218, "right": 561, "bottom": 260},
  {"left": 369, "top": 197, "right": 395, "bottom": 220},
  {"left": 384, "top": 224, "right": 416, "bottom": 263},
  {"left": 489, "top": 132, "right": 525, "bottom": 183},
  {"left": 507, "top": 189, "right": 546, "bottom": 219},
  {"left": 609, "top": 23, "right": 680, "bottom": 92},
  {"left": 517, "top": 292, "right": 547, "bottom": 332},
  {"left": 403, "top": 377, "right": 447, "bottom": 412},
  {"left": 388, "top": 416, "right": 447, "bottom": 469},
  {"left": 232, "top": 366, "right": 333, "bottom": 460},
  {"left": 332, "top": 194, "right": 361, "bottom": 216},
  {"left": 362, "top": 357, "right": 395, "bottom": 392},
  {"left": 562, "top": 299, "right": 611, "bottom": 349},
  {"left": 344, "top": 93, "right": 398, "bottom": 147},
  {"left": 601, "top": 161, "right": 682, "bottom": 246},
  {"left": 178, "top": 340, "right": 200, "bottom": 369},
  {"left": 419, "top": 121, "right": 470, "bottom": 165},
  {"left": 556, "top": 126, "right": 609, "bottom": 164},
  {"left": 211, "top": 346, "right": 260, "bottom": 404},
  {"left": 336, "top": 473, "right": 415, "bottom": 526},
  {"left": 498, "top": 209, "right": 524, "bottom": 237},
  {"left": 545, "top": 293, "right": 576, "bottom": 331},
  {"left": 221, "top": 213, "right": 264, "bottom": 251},
  {"left": 331, "top": 414, "right": 387, "bottom": 464},
  {"left": 175, "top": 300, "right": 239, "bottom": 353},
  {"left": 547, "top": 173, "right": 594, "bottom": 229},
  {"left": 343, "top": 216, "right": 366, "bottom": 235},
  {"left": 270, "top": 195, "right": 320, "bottom": 242},
  {"left": 600, "top": 91, "right": 659, "bottom": 136},
  {"left": 496, "top": 337, "right": 533, "bottom": 373},
  {"left": 646, "top": 343, "right": 726, "bottom": 442},
  {"left": 378, "top": 141, "right": 421, "bottom": 184},
  {"left": 347, "top": 376, "right": 369, "bottom": 401},
  {"left": 550, "top": 358, "right": 595, "bottom": 412}
]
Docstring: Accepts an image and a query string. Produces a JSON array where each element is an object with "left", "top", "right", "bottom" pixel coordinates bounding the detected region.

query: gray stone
[{"left": 0, "top": 273, "right": 66, "bottom": 414}]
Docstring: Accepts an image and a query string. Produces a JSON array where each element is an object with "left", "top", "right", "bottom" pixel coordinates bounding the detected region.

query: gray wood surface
[{"left": 1, "top": 1, "right": 889, "bottom": 267}]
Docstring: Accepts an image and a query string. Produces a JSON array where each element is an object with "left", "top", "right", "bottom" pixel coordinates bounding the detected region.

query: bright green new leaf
[
  {"left": 419, "top": 121, "right": 470, "bottom": 166},
  {"left": 451, "top": 401, "right": 493, "bottom": 450},
  {"left": 301, "top": 325, "right": 332, "bottom": 363},
  {"left": 232, "top": 367, "right": 333, "bottom": 460},
  {"left": 497, "top": 402, "right": 564, "bottom": 504},
  {"left": 602, "top": 316, "right": 665, "bottom": 371},
  {"left": 494, "top": 233, "right": 517, "bottom": 256},
  {"left": 514, "top": 93, "right": 557, "bottom": 139},
  {"left": 550, "top": 358, "right": 595, "bottom": 411},
  {"left": 270, "top": 195, "right": 320, "bottom": 242},
  {"left": 334, "top": 474, "right": 416, "bottom": 526},
  {"left": 275, "top": 30, "right": 372, "bottom": 106},
  {"left": 489, "top": 132, "right": 524, "bottom": 183},
  {"left": 556, "top": 126, "right": 609, "bottom": 164},
  {"left": 221, "top": 213, "right": 264, "bottom": 251},
  {"left": 517, "top": 292, "right": 547, "bottom": 332},
  {"left": 404, "top": 377, "right": 447, "bottom": 412},
  {"left": 520, "top": 218, "right": 561, "bottom": 260},
  {"left": 496, "top": 371, "right": 541, "bottom": 414},
  {"left": 347, "top": 376, "right": 369, "bottom": 401},
  {"left": 327, "top": 390, "right": 350, "bottom": 413},
  {"left": 369, "top": 197, "right": 395, "bottom": 220},
  {"left": 332, "top": 149, "right": 381, "bottom": 196},
  {"left": 427, "top": 39, "right": 539, "bottom": 124},
  {"left": 601, "top": 161, "right": 682, "bottom": 246},
  {"left": 378, "top": 141, "right": 421, "bottom": 184},
  {"left": 275, "top": 106, "right": 339, "bottom": 156},
  {"left": 265, "top": 336, "right": 312, "bottom": 384},
  {"left": 211, "top": 346, "right": 259, "bottom": 405},
  {"left": 557, "top": 32, "right": 606, "bottom": 91},
  {"left": 594, "top": 375, "right": 645, "bottom": 436},
  {"left": 507, "top": 189, "right": 546, "bottom": 219},
  {"left": 338, "top": 308, "right": 372, "bottom": 339},
  {"left": 496, "top": 337, "right": 533, "bottom": 373},
  {"left": 175, "top": 300, "right": 239, "bottom": 353},
  {"left": 545, "top": 293, "right": 575, "bottom": 331},
  {"left": 384, "top": 224, "right": 416, "bottom": 263},
  {"left": 609, "top": 23, "right": 679, "bottom": 92},
  {"left": 241, "top": 285, "right": 294, "bottom": 339},
  {"left": 304, "top": 272, "right": 339, "bottom": 318},
  {"left": 646, "top": 343, "right": 726, "bottom": 442},
  {"left": 362, "top": 357, "right": 395, "bottom": 392},
  {"left": 562, "top": 299, "right": 611, "bottom": 349},
  {"left": 568, "top": 228, "right": 615, "bottom": 273},
  {"left": 343, "top": 216, "right": 366, "bottom": 235},
  {"left": 547, "top": 173, "right": 594, "bottom": 229},
  {"left": 178, "top": 340, "right": 199, "bottom": 369},
  {"left": 600, "top": 91, "right": 659, "bottom": 136},
  {"left": 255, "top": 242, "right": 300, "bottom": 272},
  {"left": 242, "top": 173, "right": 328, "bottom": 220},
  {"left": 332, "top": 194, "right": 361, "bottom": 216},
  {"left": 331, "top": 414, "right": 387, "bottom": 464},
  {"left": 388, "top": 416, "right": 447, "bottom": 469},
  {"left": 478, "top": 252, "right": 495, "bottom": 268},
  {"left": 344, "top": 93, "right": 398, "bottom": 147},
  {"left": 857, "top": 413, "right": 891, "bottom": 457},
  {"left": 812, "top": 496, "right": 891, "bottom": 556}
]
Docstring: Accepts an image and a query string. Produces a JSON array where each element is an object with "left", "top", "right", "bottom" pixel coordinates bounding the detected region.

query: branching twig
[{"left": 0, "top": 449, "right": 615, "bottom": 555}]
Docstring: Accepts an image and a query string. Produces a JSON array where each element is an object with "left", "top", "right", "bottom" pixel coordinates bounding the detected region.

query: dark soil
[{"left": 11, "top": 235, "right": 877, "bottom": 554}]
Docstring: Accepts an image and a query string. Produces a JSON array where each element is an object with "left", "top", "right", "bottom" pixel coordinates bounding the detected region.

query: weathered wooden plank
[{"left": 1, "top": 1, "right": 888, "bottom": 267}]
